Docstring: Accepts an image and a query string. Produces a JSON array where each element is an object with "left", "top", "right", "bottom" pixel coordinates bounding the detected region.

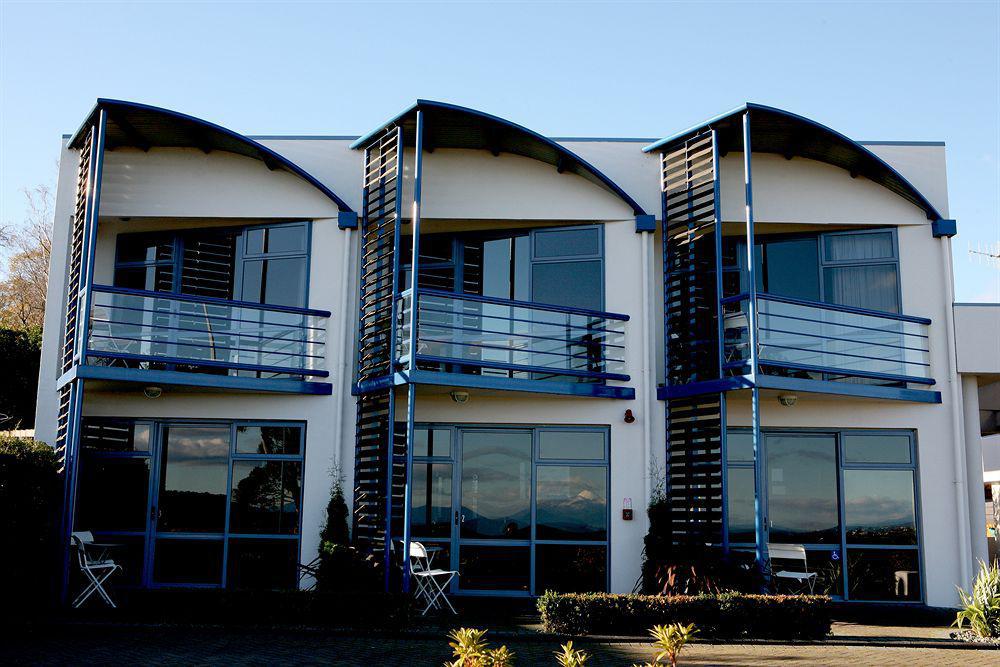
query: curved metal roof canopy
[
  {"left": 352, "top": 99, "right": 648, "bottom": 217},
  {"left": 643, "top": 103, "right": 943, "bottom": 221},
  {"left": 69, "top": 99, "right": 353, "bottom": 212}
]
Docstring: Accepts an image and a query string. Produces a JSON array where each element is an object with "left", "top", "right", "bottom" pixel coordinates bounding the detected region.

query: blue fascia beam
[
  {"left": 352, "top": 373, "right": 408, "bottom": 395},
  {"left": 755, "top": 374, "right": 942, "bottom": 404},
  {"left": 75, "top": 365, "right": 332, "bottom": 395},
  {"left": 657, "top": 376, "right": 756, "bottom": 401},
  {"left": 407, "top": 369, "right": 635, "bottom": 400}
]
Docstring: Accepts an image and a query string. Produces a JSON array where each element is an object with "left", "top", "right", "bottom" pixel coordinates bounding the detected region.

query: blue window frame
[
  {"left": 74, "top": 417, "right": 306, "bottom": 591},
  {"left": 724, "top": 427, "right": 922, "bottom": 602},
  {"left": 409, "top": 424, "right": 610, "bottom": 597}
]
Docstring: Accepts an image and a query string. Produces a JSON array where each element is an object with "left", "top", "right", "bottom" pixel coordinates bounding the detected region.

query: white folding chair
[
  {"left": 766, "top": 543, "right": 817, "bottom": 594},
  {"left": 408, "top": 541, "right": 458, "bottom": 616},
  {"left": 71, "top": 531, "right": 121, "bottom": 608}
]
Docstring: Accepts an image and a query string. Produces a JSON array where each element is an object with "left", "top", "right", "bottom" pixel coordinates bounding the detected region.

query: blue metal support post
[
  {"left": 742, "top": 111, "right": 766, "bottom": 571},
  {"left": 711, "top": 129, "right": 730, "bottom": 556}
]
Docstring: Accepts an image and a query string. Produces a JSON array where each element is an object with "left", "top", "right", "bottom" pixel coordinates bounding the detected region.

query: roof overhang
[
  {"left": 352, "top": 99, "right": 648, "bottom": 217},
  {"left": 68, "top": 99, "right": 353, "bottom": 212},
  {"left": 643, "top": 103, "right": 944, "bottom": 222}
]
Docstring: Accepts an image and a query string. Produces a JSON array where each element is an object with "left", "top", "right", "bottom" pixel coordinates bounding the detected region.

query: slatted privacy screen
[{"left": 661, "top": 131, "right": 727, "bottom": 549}]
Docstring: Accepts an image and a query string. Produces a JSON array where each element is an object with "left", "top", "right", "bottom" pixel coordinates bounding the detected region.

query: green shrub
[
  {"left": 635, "top": 623, "right": 698, "bottom": 667},
  {"left": 316, "top": 542, "right": 383, "bottom": 592},
  {"left": 954, "top": 560, "right": 1000, "bottom": 638},
  {"left": 537, "top": 591, "right": 831, "bottom": 639},
  {"left": 444, "top": 628, "right": 514, "bottom": 667},
  {"left": 0, "top": 434, "right": 60, "bottom": 610}
]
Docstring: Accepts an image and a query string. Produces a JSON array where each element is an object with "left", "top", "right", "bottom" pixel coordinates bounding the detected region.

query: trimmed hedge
[{"left": 537, "top": 591, "right": 831, "bottom": 639}]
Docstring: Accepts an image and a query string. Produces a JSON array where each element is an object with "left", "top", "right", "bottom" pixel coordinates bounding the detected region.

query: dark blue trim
[
  {"left": 413, "top": 354, "right": 629, "bottom": 382},
  {"left": 756, "top": 374, "right": 941, "bottom": 404},
  {"left": 350, "top": 99, "right": 648, "bottom": 216},
  {"left": 634, "top": 214, "right": 656, "bottom": 233},
  {"left": 758, "top": 292, "right": 932, "bottom": 325},
  {"left": 92, "top": 284, "right": 332, "bottom": 318},
  {"left": 642, "top": 102, "right": 944, "bottom": 221},
  {"left": 418, "top": 288, "right": 630, "bottom": 321},
  {"left": 69, "top": 99, "right": 353, "bottom": 212},
  {"left": 85, "top": 350, "right": 329, "bottom": 378},
  {"left": 75, "top": 364, "right": 332, "bottom": 395},
  {"left": 760, "top": 360, "right": 934, "bottom": 386},
  {"left": 338, "top": 211, "right": 359, "bottom": 229},
  {"left": 406, "top": 369, "right": 635, "bottom": 400},
  {"left": 931, "top": 219, "right": 957, "bottom": 238},
  {"left": 657, "top": 376, "right": 755, "bottom": 400}
]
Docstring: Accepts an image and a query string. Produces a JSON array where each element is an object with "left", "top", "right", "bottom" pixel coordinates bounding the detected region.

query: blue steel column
[
  {"left": 711, "top": 129, "right": 730, "bottom": 556},
  {"left": 742, "top": 111, "right": 766, "bottom": 570},
  {"left": 382, "top": 125, "right": 405, "bottom": 588},
  {"left": 401, "top": 110, "right": 425, "bottom": 593}
]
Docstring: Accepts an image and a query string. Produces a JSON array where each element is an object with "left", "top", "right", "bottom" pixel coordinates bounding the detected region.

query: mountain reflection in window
[
  {"left": 535, "top": 466, "right": 607, "bottom": 540},
  {"left": 844, "top": 470, "right": 916, "bottom": 544}
]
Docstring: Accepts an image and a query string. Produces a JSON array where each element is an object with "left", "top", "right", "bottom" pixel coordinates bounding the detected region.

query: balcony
[
  {"left": 395, "top": 289, "right": 632, "bottom": 399},
  {"left": 75, "top": 285, "right": 330, "bottom": 394},
  {"left": 719, "top": 292, "right": 936, "bottom": 401}
]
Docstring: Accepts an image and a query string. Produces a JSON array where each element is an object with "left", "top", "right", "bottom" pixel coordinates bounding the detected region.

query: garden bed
[{"left": 537, "top": 591, "right": 831, "bottom": 639}]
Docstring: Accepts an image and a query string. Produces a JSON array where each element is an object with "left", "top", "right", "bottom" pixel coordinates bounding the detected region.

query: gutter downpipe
[
  {"left": 334, "top": 226, "right": 353, "bottom": 477},
  {"left": 942, "top": 236, "right": 972, "bottom": 592},
  {"left": 641, "top": 229, "right": 653, "bottom": 513}
]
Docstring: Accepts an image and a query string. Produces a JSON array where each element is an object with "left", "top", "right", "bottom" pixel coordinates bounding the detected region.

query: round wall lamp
[
  {"left": 450, "top": 390, "right": 470, "bottom": 404},
  {"left": 143, "top": 386, "right": 163, "bottom": 399},
  {"left": 777, "top": 394, "right": 798, "bottom": 407},
  {"left": 624, "top": 409, "right": 636, "bottom": 424}
]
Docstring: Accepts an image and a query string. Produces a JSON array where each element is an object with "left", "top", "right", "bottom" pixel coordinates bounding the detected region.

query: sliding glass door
[{"left": 409, "top": 425, "right": 610, "bottom": 597}]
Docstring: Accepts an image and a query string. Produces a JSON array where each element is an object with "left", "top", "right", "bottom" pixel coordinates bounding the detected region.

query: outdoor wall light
[
  {"left": 143, "top": 386, "right": 163, "bottom": 399},
  {"left": 777, "top": 394, "right": 798, "bottom": 407},
  {"left": 624, "top": 409, "right": 636, "bottom": 424},
  {"left": 450, "top": 390, "right": 470, "bottom": 404}
]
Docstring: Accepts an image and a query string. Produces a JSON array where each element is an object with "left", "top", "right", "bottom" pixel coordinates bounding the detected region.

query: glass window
[
  {"left": 532, "top": 260, "right": 602, "bottom": 311},
  {"left": 154, "top": 539, "right": 224, "bottom": 585},
  {"left": 808, "top": 549, "right": 844, "bottom": 598},
  {"left": 226, "top": 538, "right": 298, "bottom": 591},
  {"left": 533, "top": 228, "right": 600, "bottom": 258},
  {"left": 843, "top": 434, "right": 911, "bottom": 464},
  {"left": 117, "top": 235, "right": 174, "bottom": 264},
  {"left": 114, "top": 265, "right": 174, "bottom": 292},
  {"left": 246, "top": 229, "right": 266, "bottom": 255},
  {"left": 229, "top": 461, "right": 302, "bottom": 535},
  {"left": 727, "top": 431, "right": 755, "bottom": 462},
  {"left": 235, "top": 425, "right": 301, "bottom": 455},
  {"left": 411, "top": 462, "right": 453, "bottom": 538},
  {"left": 535, "top": 466, "right": 607, "bottom": 540},
  {"left": 413, "top": 428, "right": 452, "bottom": 457},
  {"left": 727, "top": 467, "right": 756, "bottom": 544},
  {"left": 76, "top": 457, "right": 150, "bottom": 531},
  {"left": 459, "top": 545, "right": 530, "bottom": 592},
  {"left": 764, "top": 237, "right": 820, "bottom": 301},
  {"left": 823, "top": 264, "right": 899, "bottom": 313},
  {"left": 240, "top": 258, "right": 307, "bottom": 308},
  {"left": 535, "top": 544, "right": 607, "bottom": 593},
  {"left": 157, "top": 425, "right": 230, "bottom": 533},
  {"left": 844, "top": 469, "right": 916, "bottom": 545},
  {"left": 847, "top": 549, "right": 920, "bottom": 601},
  {"left": 482, "top": 238, "right": 513, "bottom": 299},
  {"left": 264, "top": 225, "right": 307, "bottom": 254},
  {"left": 460, "top": 431, "right": 532, "bottom": 539},
  {"left": 766, "top": 434, "right": 840, "bottom": 544},
  {"left": 539, "top": 431, "right": 605, "bottom": 460},
  {"left": 81, "top": 420, "right": 151, "bottom": 452},
  {"left": 823, "top": 232, "right": 895, "bottom": 262}
]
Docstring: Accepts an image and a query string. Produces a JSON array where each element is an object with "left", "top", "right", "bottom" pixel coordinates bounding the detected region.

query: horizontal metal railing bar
[
  {"left": 89, "top": 331, "right": 325, "bottom": 361},
  {"left": 413, "top": 354, "right": 629, "bottom": 381},
  {"left": 754, "top": 309, "right": 929, "bottom": 340},
  {"left": 759, "top": 341, "right": 931, "bottom": 368},
  {"left": 91, "top": 316, "right": 326, "bottom": 346},
  {"left": 760, "top": 360, "right": 935, "bottom": 386},
  {"left": 415, "top": 304, "right": 626, "bottom": 340},
  {"left": 722, "top": 291, "right": 931, "bottom": 325},
  {"left": 756, "top": 325, "right": 930, "bottom": 353},
  {"left": 417, "top": 319, "right": 626, "bottom": 350},
  {"left": 416, "top": 288, "right": 630, "bottom": 321},
  {"left": 91, "top": 301, "right": 327, "bottom": 333},
  {"left": 92, "top": 284, "right": 332, "bottom": 318},
  {"left": 417, "top": 334, "right": 622, "bottom": 366},
  {"left": 85, "top": 350, "right": 329, "bottom": 377}
]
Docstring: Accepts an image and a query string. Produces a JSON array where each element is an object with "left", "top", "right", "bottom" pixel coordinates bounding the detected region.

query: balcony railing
[
  {"left": 85, "top": 285, "right": 329, "bottom": 378},
  {"left": 397, "top": 289, "right": 628, "bottom": 383},
  {"left": 723, "top": 293, "right": 932, "bottom": 385}
]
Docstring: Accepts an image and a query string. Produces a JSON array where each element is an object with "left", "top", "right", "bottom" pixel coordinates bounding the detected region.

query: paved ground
[{"left": 3, "top": 624, "right": 997, "bottom": 666}]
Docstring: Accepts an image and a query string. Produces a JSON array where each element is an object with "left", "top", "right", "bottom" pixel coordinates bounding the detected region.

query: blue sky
[{"left": 1, "top": 1, "right": 997, "bottom": 300}]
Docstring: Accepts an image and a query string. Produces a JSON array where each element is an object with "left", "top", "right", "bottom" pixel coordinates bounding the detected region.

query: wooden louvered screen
[
  {"left": 180, "top": 231, "right": 236, "bottom": 299},
  {"left": 661, "top": 131, "right": 725, "bottom": 549},
  {"left": 353, "top": 128, "right": 404, "bottom": 563},
  {"left": 61, "top": 126, "right": 94, "bottom": 376}
]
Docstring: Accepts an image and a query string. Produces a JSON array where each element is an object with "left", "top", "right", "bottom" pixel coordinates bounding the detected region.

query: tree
[{"left": 0, "top": 185, "right": 53, "bottom": 333}]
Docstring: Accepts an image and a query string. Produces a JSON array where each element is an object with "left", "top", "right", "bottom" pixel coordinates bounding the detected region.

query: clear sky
[{"left": 1, "top": 0, "right": 997, "bottom": 301}]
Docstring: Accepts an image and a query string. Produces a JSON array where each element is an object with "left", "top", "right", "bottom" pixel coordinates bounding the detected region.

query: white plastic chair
[
  {"left": 766, "top": 543, "right": 817, "bottom": 594},
  {"left": 71, "top": 531, "right": 121, "bottom": 608},
  {"left": 408, "top": 541, "right": 458, "bottom": 616}
]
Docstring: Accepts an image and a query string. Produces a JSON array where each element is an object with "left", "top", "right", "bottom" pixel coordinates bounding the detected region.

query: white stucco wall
[{"left": 955, "top": 304, "right": 1000, "bottom": 375}]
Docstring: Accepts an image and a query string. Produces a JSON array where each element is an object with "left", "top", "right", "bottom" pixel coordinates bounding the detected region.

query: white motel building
[{"left": 35, "top": 99, "right": 1000, "bottom": 607}]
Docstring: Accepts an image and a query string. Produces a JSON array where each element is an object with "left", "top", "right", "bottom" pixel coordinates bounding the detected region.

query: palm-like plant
[
  {"left": 633, "top": 623, "right": 698, "bottom": 667},
  {"left": 444, "top": 627, "right": 514, "bottom": 667},
  {"left": 554, "top": 641, "right": 589, "bottom": 666},
  {"left": 954, "top": 560, "right": 1000, "bottom": 638}
]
